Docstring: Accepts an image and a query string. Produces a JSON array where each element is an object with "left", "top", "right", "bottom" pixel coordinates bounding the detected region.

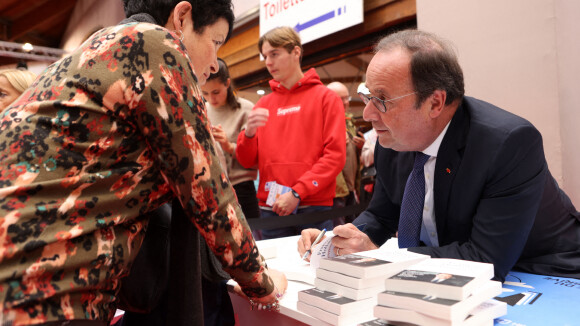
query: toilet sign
[{"left": 259, "top": 0, "right": 364, "bottom": 44}]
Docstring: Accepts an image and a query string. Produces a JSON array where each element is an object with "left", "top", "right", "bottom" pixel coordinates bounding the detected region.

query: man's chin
[{"left": 378, "top": 137, "right": 401, "bottom": 152}]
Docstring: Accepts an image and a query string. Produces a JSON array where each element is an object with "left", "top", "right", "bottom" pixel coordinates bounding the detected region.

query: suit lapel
[{"left": 434, "top": 100, "right": 469, "bottom": 239}]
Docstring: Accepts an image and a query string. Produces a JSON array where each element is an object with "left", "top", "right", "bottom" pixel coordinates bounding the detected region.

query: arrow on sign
[{"left": 294, "top": 10, "right": 335, "bottom": 33}]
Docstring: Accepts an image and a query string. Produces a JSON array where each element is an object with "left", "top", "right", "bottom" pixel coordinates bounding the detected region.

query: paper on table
[{"left": 309, "top": 235, "right": 337, "bottom": 270}]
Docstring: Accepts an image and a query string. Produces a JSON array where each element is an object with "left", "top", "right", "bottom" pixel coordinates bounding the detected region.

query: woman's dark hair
[
  {"left": 375, "top": 29, "right": 465, "bottom": 107},
  {"left": 122, "top": 0, "right": 235, "bottom": 41},
  {"left": 207, "top": 58, "right": 240, "bottom": 109}
]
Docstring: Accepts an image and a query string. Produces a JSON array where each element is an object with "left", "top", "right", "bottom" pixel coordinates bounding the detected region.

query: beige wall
[
  {"left": 61, "top": 0, "right": 125, "bottom": 52},
  {"left": 417, "top": 0, "right": 579, "bottom": 206},
  {"left": 555, "top": 0, "right": 580, "bottom": 206}
]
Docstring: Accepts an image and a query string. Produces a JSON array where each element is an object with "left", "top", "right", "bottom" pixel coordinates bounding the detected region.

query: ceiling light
[
  {"left": 357, "top": 82, "right": 369, "bottom": 94},
  {"left": 257, "top": 89, "right": 265, "bottom": 95},
  {"left": 22, "top": 43, "right": 34, "bottom": 52}
]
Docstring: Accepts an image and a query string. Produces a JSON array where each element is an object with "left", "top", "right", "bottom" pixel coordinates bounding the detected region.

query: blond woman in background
[{"left": 0, "top": 68, "right": 36, "bottom": 111}]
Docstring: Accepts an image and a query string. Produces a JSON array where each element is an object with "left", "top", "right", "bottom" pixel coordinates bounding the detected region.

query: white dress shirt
[{"left": 418, "top": 122, "right": 450, "bottom": 247}]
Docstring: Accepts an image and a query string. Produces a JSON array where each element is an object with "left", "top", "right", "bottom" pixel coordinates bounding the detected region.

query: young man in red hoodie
[{"left": 236, "top": 26, "right": 346, "bottom": 239}]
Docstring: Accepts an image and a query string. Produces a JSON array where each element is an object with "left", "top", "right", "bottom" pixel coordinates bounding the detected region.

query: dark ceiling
[{"left": 0, "top": 0, "right": 77, "bottom": 66}]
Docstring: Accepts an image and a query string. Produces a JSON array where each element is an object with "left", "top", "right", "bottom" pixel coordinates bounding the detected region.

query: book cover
[
  {"left": 357, "top": 319, "right": 393, "bottom": 326},
  {"left": 297, "top": 301, "right": 375, "bottom": 326},
  {"left": 265, "top": 182, "right": 287, "bottom": 206},
  {"left": 298, "top": 288, "right": 376, "bottom": 316},
  {"left": 494, "top": 271, "right": 580, "bottom": 326},
  {"left": 314, "top": 278, "right": 384, "bottom": 301},
  {"left": 377, "top": 280, "right": 502, "bottom": 321},
  {"left": 309, "top": 224, "right": 376, "bottom": 270},
  {"left": 318, "top": 249, "right": 428, "bottom": 279},
  {"left": 374, "top": 299, "right": 507, "bottom": 326},
  {"left": 384, "top": 258, "right": 494, "bottom": 300}
]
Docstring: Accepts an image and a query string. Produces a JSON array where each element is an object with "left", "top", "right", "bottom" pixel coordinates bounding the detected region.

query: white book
[
  {"left": 255, "top": 241, "right": 277, "bottom": 260},
  {"left": 297, "top": 301, "right": 375, "bottom": 326},
  {"left": 316, "top": 268, "right": 388, "bottom": 290},
  {"left": 318, "top": 249, "right": 429, "bottom": 279},
  {"left": 266, "top": 257, "right": 315, "bottom": 285},
  {"left": 373, "top": 299, "right": 507, "bottom": 326},
  {"left": 298, "top": 288, "right": 376, "bottom": 316},
  {"left": 314, "top": 278, "right": 384, "bottom": 301},
  {"left": 384, "top": 258, "right": 494, "bottom": 300},
  {"left": 377, "top": 280, "right": 502, "bottom": 322}
]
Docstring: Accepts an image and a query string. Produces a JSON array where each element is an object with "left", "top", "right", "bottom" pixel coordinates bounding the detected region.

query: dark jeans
[
  {"left": 201, "top": 279, "right": 235, "bottom": 326},
  {"left": 260, "top": 206, "right": 334, "bottom": 239},
  {"left": 332, "top": 197, "right": 347, "bottom": 227},
  {"left": 233, "top": 180, "right": 260, "bottom": 219},
  {"left": 333, "top": 191, "right": 357, "bottom": 225},
  {"left": 233, "top": 180, "right": 262, "bottom": 240}
]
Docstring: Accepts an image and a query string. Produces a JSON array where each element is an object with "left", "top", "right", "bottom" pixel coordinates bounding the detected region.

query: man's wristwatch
[{"left": 291, "top": 189, "right": 301, "bottom": 200}]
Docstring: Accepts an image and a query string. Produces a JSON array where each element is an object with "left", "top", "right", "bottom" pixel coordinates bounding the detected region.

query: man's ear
[
  {"left": 428, "top": 89, "right": 447, "bottom": 118},
  {"left": 292, "top": 45, "right": 301, "bottom": 60}
]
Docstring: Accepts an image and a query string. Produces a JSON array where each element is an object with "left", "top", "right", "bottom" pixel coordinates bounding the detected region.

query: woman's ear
[
  {"left": 225, "top": 78, "right": 231, "bottom": 88},
  {"left": 168, "top": 1, "right": 193, "bottom": 31}
]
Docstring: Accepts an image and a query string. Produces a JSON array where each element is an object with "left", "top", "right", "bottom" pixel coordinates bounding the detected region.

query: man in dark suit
[{"left": 298, "top": 29, "right": 580, "bottom": 282}]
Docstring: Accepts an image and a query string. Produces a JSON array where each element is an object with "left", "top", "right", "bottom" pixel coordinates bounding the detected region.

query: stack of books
[
  {"left": 373, "top": 258, "right": 508, "bottom": 326},
  {"left": 297, "top": 288, "right": 375, "bottom": 326},
  {"left": 314, "top": 250, "right": 430, "bottom": 300},
  {"left": 296, "top": 249, "right": 429, "bottom": 325}
]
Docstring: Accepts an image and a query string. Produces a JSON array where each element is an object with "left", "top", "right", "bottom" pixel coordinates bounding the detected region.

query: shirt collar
[{"left": 422, "top": 121, "right": 451, "bottom": 158}]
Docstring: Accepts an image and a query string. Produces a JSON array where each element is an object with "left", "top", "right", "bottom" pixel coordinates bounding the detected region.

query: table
[{"left": 230, "top": 236, "right": 580, "bottom": 326}]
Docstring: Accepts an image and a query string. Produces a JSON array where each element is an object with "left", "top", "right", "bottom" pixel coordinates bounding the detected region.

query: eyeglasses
[{"left": 358, "top": 91, "right": 417, "bottom": 113}]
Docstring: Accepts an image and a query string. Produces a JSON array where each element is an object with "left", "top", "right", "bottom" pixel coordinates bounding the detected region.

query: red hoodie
[{"left": 237, "top": 68, "right": 346, "bottom": 207}]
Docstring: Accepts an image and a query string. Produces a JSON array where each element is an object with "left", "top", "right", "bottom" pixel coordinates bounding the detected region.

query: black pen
[{"left": 302, "top": 228, "right": 326, "bottom": 260}]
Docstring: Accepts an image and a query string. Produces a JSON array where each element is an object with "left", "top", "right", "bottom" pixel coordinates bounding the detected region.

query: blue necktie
[{"left": 398, "top": 152, "right": 430, "bottom": 248}]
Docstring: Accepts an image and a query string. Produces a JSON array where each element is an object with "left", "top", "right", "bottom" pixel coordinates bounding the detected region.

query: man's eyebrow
[
  {"left": 366, "top": 86, "right": 386, "bottom": 97},
  {"left": 263, "top": 48, "right": 279, "bottom": 56}
]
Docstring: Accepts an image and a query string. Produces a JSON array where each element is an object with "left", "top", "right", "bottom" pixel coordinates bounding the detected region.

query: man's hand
[
  {"left": 272, "top": 191, "right": 300, "bottom": 216},
  {"left": 297, "top": 228, "right": 326, "bottom": 260},
  {"left": 244, "top": 108, "right": 269, "bottom": 138},
  {"left": 331, "top": 223, "right": 378, "bottom": 256}
]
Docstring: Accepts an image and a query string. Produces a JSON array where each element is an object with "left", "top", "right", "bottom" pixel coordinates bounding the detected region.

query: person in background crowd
[
  {"left": 0, "top": 1, "right": 286, "bottom": 325},
  {"left": 202, "top": 58, "right": 261, "bottom": 235},
  {"left": 327, "top": 81, "right": 363, "bottom": 225},
  {"left": 359, "top": 128, "right": 378, "bottom": 201},
  {"left": 298, "top": 29, "right": 580, "bottom": 282},
  {"left": 236, "top": 26, "right": 346, "bottom": 239},
  {"left": 0, "top": 68, "right": 36, "bottom": 111},
  {"left": 360, "top": 128, "right": 377, "bottom": 169}
]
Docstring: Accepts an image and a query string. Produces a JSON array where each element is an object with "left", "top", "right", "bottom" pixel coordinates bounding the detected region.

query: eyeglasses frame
[{"left": 358, "top": 91, "right": 417, "bottom": 113}]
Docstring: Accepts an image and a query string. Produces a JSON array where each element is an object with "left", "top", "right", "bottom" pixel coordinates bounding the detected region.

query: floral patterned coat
[{"left": 0, "top": 22, "right": 272, "bottom": 325}]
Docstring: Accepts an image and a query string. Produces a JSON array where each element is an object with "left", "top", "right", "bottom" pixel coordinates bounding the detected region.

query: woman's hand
[
  {"left": 234, "top": 268, "right": 288, "bottom": 312},
  {"left": 211, "top": 124, "right": 233, "bottom": 154}
]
